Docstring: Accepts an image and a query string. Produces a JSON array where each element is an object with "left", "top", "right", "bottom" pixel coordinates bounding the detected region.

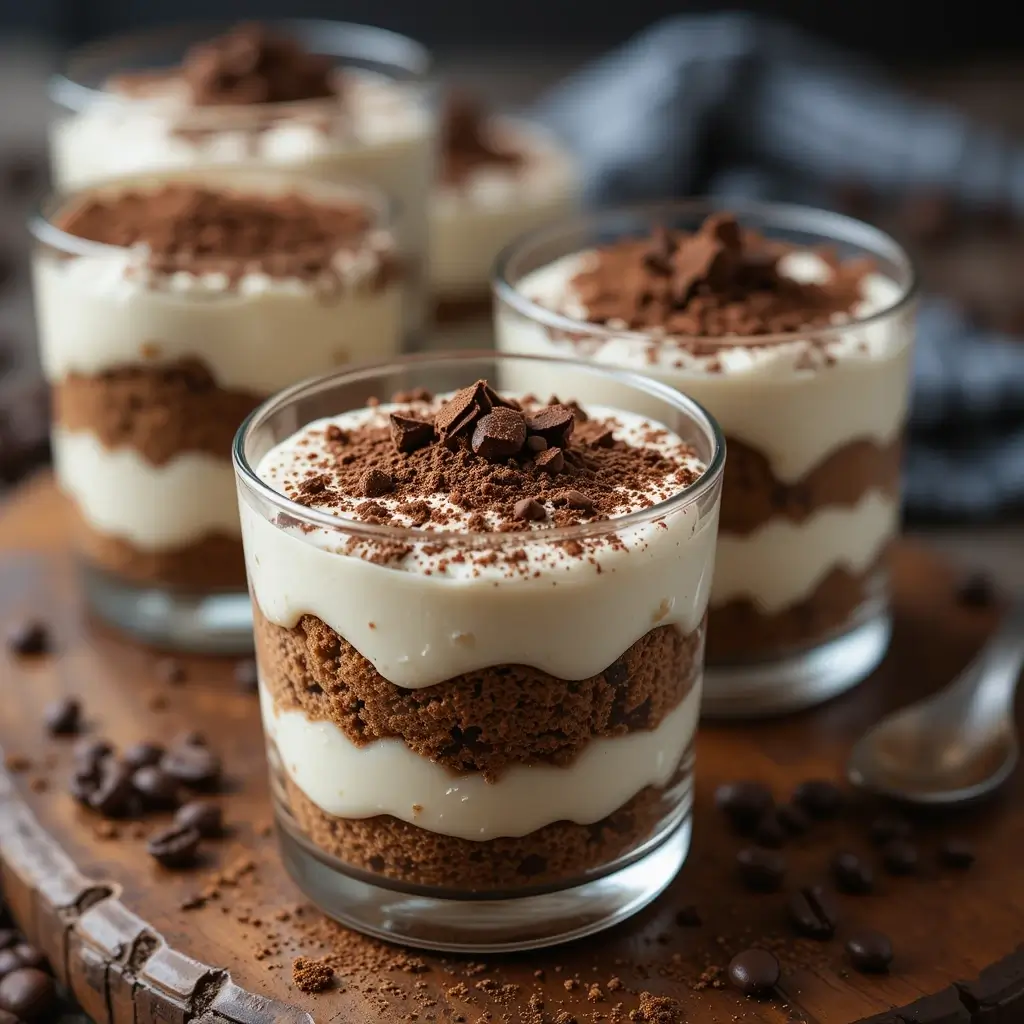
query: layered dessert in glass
[
  {"left": 427, "top": 94, "right": 578, "bottom": 349},
  {"left": 493, "top": 203, "right": 916, "bottom": 716},
  {"left": 49, "top": 20, "right": 435, "bottom": 332},
  {"left": 234, "top": 352, "right": 723, "bottom": 950},
  {"left": 32, "top": 170, "right": 402, "bottom": 651}
]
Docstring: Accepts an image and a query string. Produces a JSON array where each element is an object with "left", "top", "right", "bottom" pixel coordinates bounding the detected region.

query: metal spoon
[{"left": 848, "top": 596, "right": 1024, "bottom": 806}]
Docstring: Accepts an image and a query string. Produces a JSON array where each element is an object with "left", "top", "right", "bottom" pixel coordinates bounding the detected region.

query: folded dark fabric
[{"left": 533, "top": 13, "right": 1024, "bottom": 518}]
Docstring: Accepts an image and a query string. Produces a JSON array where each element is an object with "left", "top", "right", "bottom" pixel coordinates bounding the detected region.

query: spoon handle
[{"left": 959, "top": 596, "right": 1024, "bottom": 716}]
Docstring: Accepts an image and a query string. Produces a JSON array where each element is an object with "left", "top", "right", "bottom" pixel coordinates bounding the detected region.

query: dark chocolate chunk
[
  {"left": 869, "top": 813, "right": 912, "bottom": 846},
  {"left": 161, "top": 744, "right": 221, "bottom": 789},
  {"left": 736, "top": 847, "right": 786, "bottom": 892},
  {"left": 146, "top": 824, "right": 201, "bottom": 869},
  {"left": 43, "top": 696, "right": 81, "bottom": 736},
  {"left": 832, "top": 851, "right": 874, "bottom": 894},
  {"left": 726, "top": 949, "right": 780, "bottom": 996},
  {"left": 434, "top": 382, "right": 485, "bottom": 440},
  {"left": 787, "top": 885, "right": 839, "bottom": 939},
  {"left": 6, "top": 620, "right": 48, "bottom": 656},
  {"left": 122, "top": 741, "right": 164, "bottom": 771},
  {"left": 956, "top": 944, "right": 1024, "bottom": 1021},
  {"left": 715, "top": 780, "right": 773, "bottom": 832},
  {"left": 753, "top": 809, "right": 787, "bottom": 848},
  {"left": 955, "top": 572, "right": 996, "bottom": 609},
  {"left": 89, "top": 759, "right": 137, "bottom": 818},
  {"left": 675, "top": 905, "right": 701, "bottom": 927},
  {"left": 939, "top": 838, "right": 976, "bottom": 870},
  {"left": 513, "top": 498, "right": 545, "bottom": 522},
  {"left": 174, "top": 799, "right": 223, "bottom": 838},
  {"left": 776, "top": 802, "right": 810, "bottom": 835},
  {"left": 881, "top": 838, "right": 919, "bottom": 875},
  {"left": 534, "top": 446, "right": 565, "bottom": 474},
  {"left": 559, "top": 489, "right": 595, "bottom": 514},
  {"left": 233, "top": 658, "right": 259, "bottom": 693},
  {"left": 526, "top": 435, "right": 548, "bottom": 452},
  {"left": 792, "top": 779, "right": 844, "bottom": 819},
  {"left": 389, "top": 413, "right": 434, "bottom": 453},
  {"left": 0, "top": 966, "right": 56, "bottom": 1019},
  {"left": 471, "top": 408, "right": 527, "bottom": 460},
  {"left": 846, "top": 929, "right": 894, "bottom": 973},
  {"left": 526, "top": 404, "right": 576, "bottom": 448},
  {"left": 590, "top": 428, "right": 616, "bottom": 448},
  {"left": 131, "top": 765, "right": 180, "bottom": 810},
  {"left": 895, "top": 987, "right": 971, "bottom": 1023},
  {"left": 358, "top": 467, "right": 393, "bottom": 498},
  {"left": 155, "top": 658, "right": 185, "bottom": 684}
]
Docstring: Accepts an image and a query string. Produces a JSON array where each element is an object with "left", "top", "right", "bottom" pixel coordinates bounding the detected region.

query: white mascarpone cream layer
[
  {"left": 54, "top": 429, "right": 240, "bottom": 549},
  {"left": 243, "top": 399, "right": 718, "bottom": 688},
  {"left": 262, "top": 678, "right": 700, "bottom": 840},
  {"left": 496, "top": 250, "right": 913, "bottom": 483}
]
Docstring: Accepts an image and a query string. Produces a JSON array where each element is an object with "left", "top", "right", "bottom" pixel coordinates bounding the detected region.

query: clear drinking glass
[
  {"left": 31, "top": 168, "right": 401, "bottom": 653},
  {"left": 493, "top": 200, "right": 918, "bottom": 716},
  {"left": 233, "top": 350, "right": 723, "bottom": 951}
]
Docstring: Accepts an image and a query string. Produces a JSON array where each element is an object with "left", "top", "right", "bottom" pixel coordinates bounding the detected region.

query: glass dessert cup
[
  {"left": 49, "top": 19, "right": 436, "bottom": 338},
  {"left": 31, "top": 168, "right": 402, "bottom": 653},
  {"left": 233, "top": 350, "right": 724, "bottom": 951},
  {"left": 493, "top": 200, "right": 918, "bottom": 717}
]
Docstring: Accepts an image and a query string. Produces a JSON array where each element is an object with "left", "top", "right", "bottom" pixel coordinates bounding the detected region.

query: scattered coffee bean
[
  {"left": 69, "top": 768, "right": 98, "bottom": 806},
  {"left": 832, "top": 851, "right": 874, "bottom": 894},
  {"left": 0, "top": 951, "right": 20, "bottom": 980},
  {"left": 736, "top": 847, "right": 786, "bottom": 892},
  {"left": 42, "top": 696, "right": 80, "bottom": 736},
  {"left": 938, "top": 838, "right": 976, "bottom": 869},
  {"left": 122, "top": 741, "right": 164, "bottom": 771},
  {"left": 715, "top": 781, "right": 774, "bottom": 833},
  {"left": 89, "top": 760, "right": 137, "bottom": 819},
  {"left": 514, "top": 498, "right": 545, "bottom": 522},
  {"left": 10, "top": 946, "right": 43, "bottom": 971},
  {"left": 73, "top": 737, "right": 112, "bottom": 775},
  {"left": 882, "top": 839, "right": 918, "bottom": 875},
  {"left": 389, "top": 413, "right": 433, "bottom": 453},
  {"left": 131, "top": 766, "right": 179, "bottom": 811},
  {"left": 776, "top": 802, "right": 811, "bottom": 835},
  {"left": 787, "top": 885, "right": 839, "bottom": 939},
  {"left": 726, "top": 949, "right": 780, "bottom": 996},
  {"left": 846, "top": 930, "right": 894, "bottom": 973},
  {"left": 174, "top": 800, "right": 223, "bottom": 838},
  {"left": 675, "top": 905, "right": 701, "bottom": 927},
  {"left": 233, "top": 658, "right": 259, "bottom": 693},
  {"left": 6, "top": 620, "right": 48, "bottom": 657},
  {"left": 147, "top": 824, "right": 201, "bottom": 869},
  {"left": 161, "top": 744, "right": 221, "bottom": 789},
  {"left": 753, "top": 809, "right": 787, "bottom": 848},
  {"left": 792, "top": 779, "right": 844, "bottom": 819},
  {"left": 869, "top": 813, "right": 912, "bottom": 846},
  {"left": 955, "top": 572, "right": 996, "bottom": 609},
  {"left": 0, "top": 966, "right": 56, "bottom": 1019},
  {"left": 155, "top": 658, "right": 185, "bottom": 684}
]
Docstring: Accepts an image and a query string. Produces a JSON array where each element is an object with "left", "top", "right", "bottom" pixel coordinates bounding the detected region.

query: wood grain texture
[{"left": 0, "top": 473, "right": 1022, "bottom": 1024}]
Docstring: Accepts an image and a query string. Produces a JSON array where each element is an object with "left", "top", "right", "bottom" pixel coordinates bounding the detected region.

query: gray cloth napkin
[{"left": 533, "top": 13, "right": 1024, "bottom": 519}]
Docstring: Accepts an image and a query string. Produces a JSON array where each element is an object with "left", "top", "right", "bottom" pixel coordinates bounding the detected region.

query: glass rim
[
  {"left": 232, "top": 349, "right": 726, "bottom": 548},
  {"left": 50, "top": 18, "right": 433, "bottom": 115},
  {"left": 27, "top": 167, "right": 395, "bottom": 261},
  {"left": 492, "top": 197, "right": 919, "bottom": 349}
]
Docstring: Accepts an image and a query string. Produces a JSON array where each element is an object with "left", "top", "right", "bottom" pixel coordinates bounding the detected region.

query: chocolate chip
[
  {"left": 389, "top": 414, "right": 434, "bottom": 453},
  {"left": 792, "top": 779, "right": 844, "bottom": 819},
  {"left": 471, "top": 408, "right": 527, "bottom": 460},
  {"left": 122, "top": 741, "right": 164, "bottom": 771},
  {"left": 175, "top": 799, "right": 224, "bottom": 838},
  {"left": 6, "top": 620, "right": 48, "bottom": 656},
  {"left": 514, "top": 498, "right": 545, "bottom": 522},
  {"left": 89, "top": 759, "right": 137, "bottom": 818},
  {"left": 675, "top": 905, "right": 701, "bottom": 927},
  {"left": 0, "top": 966, "right": 56, "bottom": 1019},
  {"left": 726, "top": 949, "right": 779, "bottom": 996},
  {"left": 938, "top": 838, "right": 975, "bottom": 869},
  {"left": 559, "top": 489, "right": 595, "bottom": 514},
  {"left": 868, "top": 813, "right": 911, "bottom": 846},
  {"left": 736, "top": 847, "right": 786, "bottom": 892},
  {"left": 534, "top": 446, "right": 565, "bottom": 474},
  {"left": 161, "top": 744, "right": 221, "bottom": 789},
  {"left": 776, "top": 802, "right": 810, "bottom": 835},
  {"left": 0, "top": 950, "right": 21, "bottom": 980},
  {"left": 359, "top": 467, "right": 393, "bottom": 498},
  {"left": 715, "top": 781, "right": 774, "bottom": 832},
  {"left": 43, "top": 696, "right": 80, "bottom": 736},
  {"left": 526, "top": 435, "right": 548, "bottom": 452},
  {"left": 955, "top": 572, "right": 996, "bottom": 609},
  {"left": 787, "top": 885, "right": 839, "bottom": 939},
  {"left": 832, "top": 851, "right": 874, "bottom": 893},
  {"left": 881, "top": 838, "right": 918, "bottom": 875},
  {"left": 846, "top": 930, "right": 893, "bottom": 973},
  {"left": 527, "top": 405, "right": 576, "bottom": 448},
  {"left": 155, "top": 658, "right": 185, "bottom": 684},
  {"left": 753, "top": 809, "right": 787, "bottom": 848},
  {"left": 10, "top": 945, "right": 44, "bottom": 971},
  {"left": 434, "top": 382, "right": 485, "bottom": 440},
  {"left": 146, "top": 824, "right": 201, "bottom": 869},
  {"left": 73, "top": 736, "right": 112, "bottom": 774},
  {"left": 234, "top": 658, "right": 259, "bottom": 693},
  {"left": 131, "top": 765, "right": 179, "bottom": 811}
]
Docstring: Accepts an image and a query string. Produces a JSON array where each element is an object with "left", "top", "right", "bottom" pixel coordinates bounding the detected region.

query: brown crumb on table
[
  {"left": 292, "top": 955, "right": 335, "bottom": 993},
  {"left": 628, "top": 993, "right": 683, "bottom": 1023}
]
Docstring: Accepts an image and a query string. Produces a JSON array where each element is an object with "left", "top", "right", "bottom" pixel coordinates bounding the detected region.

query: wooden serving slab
[{"left": 1, "top": 474, "right": 1021, "bottom": 1024}]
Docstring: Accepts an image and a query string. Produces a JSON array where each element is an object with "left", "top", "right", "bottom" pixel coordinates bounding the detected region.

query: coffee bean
[
  {"left": 955, "top": 572, "right": 995, "bottom": 609},
  {"left": 869, "top": 813, "right": 912, "bottom": 846},
  {"left": 73, "top": 737, "right": 112, "bottom": 775},
  {"left": 0, "top": 966, "right": 56, "bottom": 1019},
  {"left": 938, "top": 838, "right": 976, "bottom": 869},
  {"left": 0, "top": 951, "right": 20, "bottom": 980},
  {"left": 42, "top": 696, "right": 81, "bottom": 736},
  {"left": 792, "top": 779, "right": 844, "bottom": 819},
  {"left": 10, "top": 946, "right": 43, "bottom": 971},
  {"left": 174, "top": 800, "right": 223, "bottom": 838},
  {"left": 726, "top": 949, "right": 779, "bottom": 996},
  {"left": 155, "top": 658, "right": 185, "bottom": 684},
  {"left": 776, "top": 802, "right": 810, "bottom": 836},
  {"left": 161, "top": 744, "right": 221, "bottom": 789},
  {"left": 882, "top": 839, "right": 918, "bottom": 875},
  {"left": 715, "top": 781, "right": 773, "bottom": 832},
  {"left": 6, "top": 620, "right": 48, "bottom": 657},
  {"left": 69, "top": 768, "right": 98, "bottom": 806},
  {"left": 832, "top": 851, "right": 874, "bottom": 894},
  {"left": 147, "top": 824, "right": 201, "bottom": 869},
  {"left": 89, "top": 760, "right": 137, "bottom": 819},
  {"left": 674, "top": 905, "right": 701, "bottom": 927},
  {"left": 846, "top": 930, "right": 893, "bottom": 973},
  {"left": 122, "top": 741, "right": 164, "bottom": 771},
  {"left": 787, "top": 885, "right": 839, "bottom": 939},
  {"left": 233, "top": 659, "right": 259, "bottom": 693},
  {"left": 736, "top": 847, "right": 786, "bottom": 892},
  {"left": 753, "top": 809, "right": 787, "bottom": 848},
  {"left": 131, "top": 766, "right": 179, "bottom": 811}
]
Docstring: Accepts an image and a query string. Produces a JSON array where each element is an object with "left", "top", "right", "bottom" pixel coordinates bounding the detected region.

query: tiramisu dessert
[
  {"left": 49, "top": 21, "right": 434, "bottom": 325},
  {"left": 495, "top": 206, "right": 916, "bottom": 715},
  {"left": 428, "top": 94, "right": 577, "bottom": 347},
  {"left": 235, "top": 359, "right": 722, "bottom": 948},
  {"left": 32, "top": 171, "right": 402, "bottom": 650}
]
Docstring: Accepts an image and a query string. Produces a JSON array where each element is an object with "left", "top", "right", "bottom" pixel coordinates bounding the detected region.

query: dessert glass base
[{"left": 81, "top": 563, "right": 253, "bottom": 654}]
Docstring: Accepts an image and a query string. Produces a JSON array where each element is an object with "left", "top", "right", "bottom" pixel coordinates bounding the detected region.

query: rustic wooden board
[{"left": 0, "top": 473, "right": 1021, "bottom": 1024}]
